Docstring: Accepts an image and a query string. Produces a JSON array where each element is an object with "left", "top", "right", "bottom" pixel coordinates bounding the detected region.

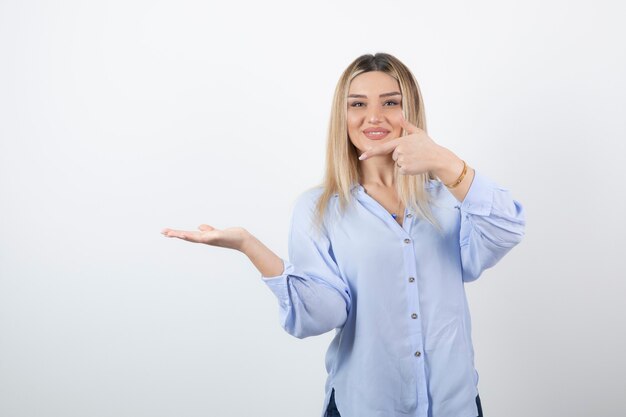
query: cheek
[
  {"left": 386, "top": 111, "right": 404, "bottom": 134},
  {"left": 346, "top": 111, "right": 360, "bottom": 125},
  {"left": 386, "top": 110, "right": 404, "bottom": 125},
  {"left": 346, "top": 113, "right": 362, "bottom": 135}
]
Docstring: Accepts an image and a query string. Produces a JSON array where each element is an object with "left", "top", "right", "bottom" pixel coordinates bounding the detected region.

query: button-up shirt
[{"left": 261, "top": 170, "right": 526, "bottom": 417}]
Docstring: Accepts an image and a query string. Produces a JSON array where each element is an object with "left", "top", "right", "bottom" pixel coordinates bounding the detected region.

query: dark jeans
[{"left": 324, "top": 388, "right": 484, "bottom": 417}]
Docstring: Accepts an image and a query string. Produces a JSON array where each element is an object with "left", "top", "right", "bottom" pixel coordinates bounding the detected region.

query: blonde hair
[{"left": 311, "top": 52, "right": 442, "bottom": 235}]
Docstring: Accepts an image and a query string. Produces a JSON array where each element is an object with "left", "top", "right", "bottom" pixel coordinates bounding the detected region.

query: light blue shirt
[{"left": 261, "top": 170, "right": 525, "bottom": 417}]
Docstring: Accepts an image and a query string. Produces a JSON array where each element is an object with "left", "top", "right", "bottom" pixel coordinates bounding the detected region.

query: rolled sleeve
[
  {"left": 261, "top": 258, "right": 291, "bottom": 309},
  {"left": 459, "top": 170, "right": 526, "bottom": 282},
  {"left": 260, "top": 190, "right": 352, "bottom": 339}
]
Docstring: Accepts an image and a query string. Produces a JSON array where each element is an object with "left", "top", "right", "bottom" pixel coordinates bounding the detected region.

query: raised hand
[
  {"left": 161, "top": 224, "right": 249, "bottom": 251},
  {"left": 358, "top": 114, "right": 443, "bottom": 176}
]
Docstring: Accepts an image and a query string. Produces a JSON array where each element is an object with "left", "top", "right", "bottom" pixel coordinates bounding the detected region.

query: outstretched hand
[
  {"left": 161, "top": 224, "right": 249, "bottom": 251},
  {"left": 358, "top": 115, "right": 443, "bottom": 176}
]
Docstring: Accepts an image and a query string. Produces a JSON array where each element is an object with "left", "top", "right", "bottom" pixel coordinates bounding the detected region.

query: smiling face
[{"left": 347, "top": 71, "right": 404, "bottom": 154}]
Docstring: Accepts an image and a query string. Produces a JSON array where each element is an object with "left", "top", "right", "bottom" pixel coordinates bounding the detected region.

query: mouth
[{"left": 363, "top": 128, "right": 390, "bottom": 140}]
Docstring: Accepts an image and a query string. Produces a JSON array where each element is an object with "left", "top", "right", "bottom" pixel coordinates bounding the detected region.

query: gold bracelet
[{"left": 445, "top": 160, "right": 467, "bottom": 189}]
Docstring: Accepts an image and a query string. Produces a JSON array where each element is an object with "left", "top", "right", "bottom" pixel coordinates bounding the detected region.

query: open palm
[{"left": 161, "top": 224, "right": 248, "bottom": 251}]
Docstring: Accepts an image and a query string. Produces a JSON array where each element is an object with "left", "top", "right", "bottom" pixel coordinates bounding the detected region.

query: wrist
[
  {"left": 238, "top": 229, "right": 255, "bottom": 254},
  {"left": 432, "top": 146, "right": 463, "bottom": 182}
]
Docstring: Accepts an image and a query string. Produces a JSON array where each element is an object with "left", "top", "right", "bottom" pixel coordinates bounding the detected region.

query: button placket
[{"left": 397, "top": 209, "right": 427, "bottom": 411}]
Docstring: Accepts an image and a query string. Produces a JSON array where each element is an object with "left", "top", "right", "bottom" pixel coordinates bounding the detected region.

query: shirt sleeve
[
  {"left": 260, "top": 191, "right": 352, "bottom": 339},
  {"left": 458, "top": 170, "right": 526, "bottom": 282}
]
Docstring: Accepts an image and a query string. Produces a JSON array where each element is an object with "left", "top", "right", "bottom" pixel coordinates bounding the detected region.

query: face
[{"left": 346, "top": 71, "right": 404, "bottom": 154}]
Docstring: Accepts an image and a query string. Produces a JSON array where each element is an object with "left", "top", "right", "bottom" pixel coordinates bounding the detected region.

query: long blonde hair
[{"left": 312, "top": 53, "right": 442, "bottom": 235}]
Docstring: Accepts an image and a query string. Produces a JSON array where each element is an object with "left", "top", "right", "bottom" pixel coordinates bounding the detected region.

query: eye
[
  {"left": 384, "top": 100, "right": 400, "bottom": 106},
  {"left": 349, "top": 101, "right": 364, "bottom": 107}
]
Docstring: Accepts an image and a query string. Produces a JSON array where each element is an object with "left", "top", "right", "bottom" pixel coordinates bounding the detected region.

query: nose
[{"left": 367, "top": 105, "right": 382, "bottom": 123}]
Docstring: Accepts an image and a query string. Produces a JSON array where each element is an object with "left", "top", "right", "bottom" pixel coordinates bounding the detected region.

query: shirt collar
[
  {"left": 336, "top": 180, "right": 440, "bottom": 197},
  {"left": 350, "top": 180, "right": 440, "bottom": 191}
]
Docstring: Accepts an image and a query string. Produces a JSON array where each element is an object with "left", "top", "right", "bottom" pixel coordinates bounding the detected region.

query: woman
[{"left": 162, "top": 53, "right": 525, "bottom": 417}]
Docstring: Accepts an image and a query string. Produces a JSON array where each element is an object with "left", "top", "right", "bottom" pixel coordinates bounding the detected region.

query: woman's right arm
[{"left": 162, "top": 191, "right": 352, "bottom": 339}]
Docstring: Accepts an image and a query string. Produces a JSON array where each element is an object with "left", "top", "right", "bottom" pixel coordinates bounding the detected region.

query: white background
[{"left": 1, "top": 1, "right": 625, "bottom": 416}]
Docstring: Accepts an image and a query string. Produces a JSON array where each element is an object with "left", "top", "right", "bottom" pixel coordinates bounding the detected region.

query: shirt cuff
[
  {"left": 459, "top": 170, "right": 496, "bottom": 216},
  {"left": 260, "top": 258, "right": 293, "bottom": 308}
]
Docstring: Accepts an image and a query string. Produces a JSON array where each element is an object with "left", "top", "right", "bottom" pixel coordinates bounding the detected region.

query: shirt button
[
  {"left": 411, "top": 313, "right": 418, "bottom": 319},
  {"left": 414, "top": 351, "right": 421, "bottom": 357},
  {"left": 407, "top": 213, "right": 413, "bottom": 218},
  {"left": 408, "top": 277, "right": 415, "bottom": 282},
  {"left": 404, "top": 238, "right": 411, "bottom": 244}
]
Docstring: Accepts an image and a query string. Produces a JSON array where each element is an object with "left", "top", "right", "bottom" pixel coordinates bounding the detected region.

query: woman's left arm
[
  {"left": 358, "top": 117, "right": 526, "bottom": 282},
  {"left": 433, "top": 147, "right": 526, "bottom": 282}
]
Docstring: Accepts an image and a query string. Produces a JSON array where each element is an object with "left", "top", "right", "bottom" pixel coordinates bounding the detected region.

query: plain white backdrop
[{"left": 1, "top": 1, "right": 624, "bottom": 416}]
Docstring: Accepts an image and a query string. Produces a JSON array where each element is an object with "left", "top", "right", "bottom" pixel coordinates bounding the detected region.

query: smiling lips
[{"left": 363, "top": 128, "right": 390, "bottom": 140}]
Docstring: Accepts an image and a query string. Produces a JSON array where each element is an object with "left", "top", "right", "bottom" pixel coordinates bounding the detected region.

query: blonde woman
[{"left": 162, "top": 53, "right": 525, "bottom": 417}]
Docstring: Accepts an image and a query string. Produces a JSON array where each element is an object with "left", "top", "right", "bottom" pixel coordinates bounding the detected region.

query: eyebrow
[{"left": 347, "top": 92, "right": 402, "bottom": 98}]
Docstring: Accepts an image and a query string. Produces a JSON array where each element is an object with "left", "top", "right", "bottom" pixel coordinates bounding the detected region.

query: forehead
[{"left": 348, "top": 71, "right": 400, "bottom": 94}]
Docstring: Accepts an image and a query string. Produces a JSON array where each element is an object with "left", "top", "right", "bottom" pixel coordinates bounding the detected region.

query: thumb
[{"left": 198, "top": 224, "right": 215, "bottom": 232}]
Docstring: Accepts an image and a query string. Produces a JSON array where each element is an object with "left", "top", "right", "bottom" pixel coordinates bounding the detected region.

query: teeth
[{"left": 367, "top": 131, "right": 386, "bottom": 135}]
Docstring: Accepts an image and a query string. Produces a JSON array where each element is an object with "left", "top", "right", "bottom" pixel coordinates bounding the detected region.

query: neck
[{"left": 360, "top": 157, "right": 396, "bottom": 188}]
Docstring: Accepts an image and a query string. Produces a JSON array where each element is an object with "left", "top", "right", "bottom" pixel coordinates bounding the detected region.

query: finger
[
  {"left": 162, "top": 228, "right": 180, "bottom": 237},
  {"left": 162, "top": 228, "right": 193, "bottom": 240},
  {"left": 400, "top": 114, "right": 420, "bottom": 135},
  {"left": 161, "top": 228, "right": 178, "bottom": 237},
  {"left": 391, "top": 147, "right": 400, "bottom": 162},
  {"left": 358, "top": 138, "right": 402, "bottom": 160}
]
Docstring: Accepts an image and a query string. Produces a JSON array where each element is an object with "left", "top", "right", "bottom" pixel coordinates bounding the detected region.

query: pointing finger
[{"left": 359, "top": 137, "right": 401, "bottom": 160}]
